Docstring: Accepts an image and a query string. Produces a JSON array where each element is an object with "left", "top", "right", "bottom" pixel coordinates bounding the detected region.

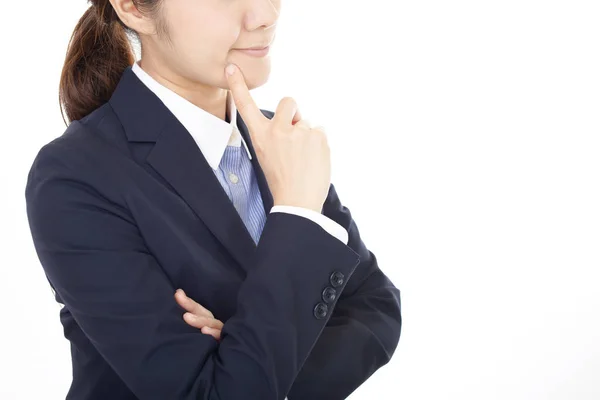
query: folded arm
[
  {"left": 287, "top": 183, "right": 402, "bottom": 400},
  {"left": 25, "top": 142, "right": 362, "bottom": 400}
]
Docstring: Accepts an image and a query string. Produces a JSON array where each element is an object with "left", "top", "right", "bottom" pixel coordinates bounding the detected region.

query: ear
[{"left": 109, "top": 0, "right": 155, "bottom": 36}]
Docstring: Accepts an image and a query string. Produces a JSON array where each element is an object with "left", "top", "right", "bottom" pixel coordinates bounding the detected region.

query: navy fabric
[{"left": 25, "top": 65, "right": 402, "bottom": 400}]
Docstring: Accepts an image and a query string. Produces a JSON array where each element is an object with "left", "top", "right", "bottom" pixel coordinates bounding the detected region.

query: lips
[
  {"left": 234, "top": 38, "right": 273, "bottom": 51},
  {"left": 234, "top": 46, "right": 270, "bottom": 57},
  {"left": 239, "top": 45, "right": 269, "bottom": 50}
]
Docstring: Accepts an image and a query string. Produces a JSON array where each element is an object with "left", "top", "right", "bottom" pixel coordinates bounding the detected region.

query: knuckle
[
  {"left": 309, "top": 127, "right": 323, "bottom": 139},
  {"left": 184, "top": 313, "right": 199, "bottom": 324},
  {"left": 279, "top": 96, "right": 297, "bottom": 109},
  {"left": 313, "top": 127, "right": 328, "bottom": 142},
  {"left": 280, "top": 96, "right": 294, "bottom": 104},
  {"left": 275, "top": 124, "right": 293, "bottom": 137}
]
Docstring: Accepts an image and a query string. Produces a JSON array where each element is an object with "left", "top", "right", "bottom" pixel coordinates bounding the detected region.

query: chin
[
  {"left": 245, "top": 70, "right": 270, "bottom": 90},
  {"left": 224, "top": 58, "right": 271, "bottom": 90}
]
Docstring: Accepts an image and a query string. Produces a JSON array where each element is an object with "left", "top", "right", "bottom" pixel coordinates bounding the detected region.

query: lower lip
[{"left": 235, "top": 46, "right": 270, "bottom": 57}]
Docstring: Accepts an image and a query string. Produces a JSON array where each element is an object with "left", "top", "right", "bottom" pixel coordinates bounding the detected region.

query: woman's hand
[
  {"left": 174, "top": 289, "right": 223, "bottom": 341},
  {"left": 225, "top": 63, "right": 331, "bottom": 214}
]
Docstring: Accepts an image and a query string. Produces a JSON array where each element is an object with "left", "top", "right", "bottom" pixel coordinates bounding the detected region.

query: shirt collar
[{"left": 131, "top": 60, "right": 252, "bottom": 170}]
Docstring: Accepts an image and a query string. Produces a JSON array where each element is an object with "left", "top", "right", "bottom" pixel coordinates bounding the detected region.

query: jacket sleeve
[
  {"left": 25, "top": 142, "right": 362, "bottom": 400},
  {"left": 286, "top": 183, "right": 403, "bottom": 400}
]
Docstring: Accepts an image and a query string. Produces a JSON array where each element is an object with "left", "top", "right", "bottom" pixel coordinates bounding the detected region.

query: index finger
[
  {"left": 175, "top": 289, "right": 213, "bottom": 318},
  {"left": 225, "top": 63, "right": 266, "bottom": 132}
]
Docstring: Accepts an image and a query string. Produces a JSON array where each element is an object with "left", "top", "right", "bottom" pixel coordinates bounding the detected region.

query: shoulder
[
  {"left": 25, "top": 110, "right": 129, "bottom": 215},
  {"left": 31, "top": 103, "right": 116, "bottom": 164},
  {"left": 26, "top": 121, "right": 90, "bottom": 185},
  {"left": 27, "top": 101, "right": 129, "bottom": 179}
]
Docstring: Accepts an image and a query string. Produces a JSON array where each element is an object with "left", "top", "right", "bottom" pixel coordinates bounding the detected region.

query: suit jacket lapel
[{"left": 109, "top": 66, "right": 271, "bottom": 276}]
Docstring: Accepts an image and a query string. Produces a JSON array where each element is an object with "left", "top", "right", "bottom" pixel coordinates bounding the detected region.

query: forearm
[{"left": 287, "top": 267, "right": 402, "bottom": 400}]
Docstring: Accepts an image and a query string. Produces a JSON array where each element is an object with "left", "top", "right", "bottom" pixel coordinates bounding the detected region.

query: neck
[{"left": 138, "top": 59, "right": 228, "bottom": 122}]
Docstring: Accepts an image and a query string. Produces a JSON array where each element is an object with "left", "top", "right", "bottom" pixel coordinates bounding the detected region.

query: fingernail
[{"left": 226, "top": 64, "right": 236, "bottom": 76}]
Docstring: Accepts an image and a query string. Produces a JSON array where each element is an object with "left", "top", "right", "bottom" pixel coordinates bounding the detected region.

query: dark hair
[{"left": 59, "top": 0, "right": 167, "bottom": 125}]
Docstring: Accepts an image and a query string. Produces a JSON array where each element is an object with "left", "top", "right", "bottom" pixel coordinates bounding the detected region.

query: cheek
[
  {"left": 209, "top": 29, "right": 242, "bottom": 66},
  {"left": 180, "top": 20, "right": 238, "bottom": 59},
  {"left": 171, "top": 7, "right": 224, "bottom": 42},
  {"left": 213, "top": 22, "right": 242, "bottom": 55}
]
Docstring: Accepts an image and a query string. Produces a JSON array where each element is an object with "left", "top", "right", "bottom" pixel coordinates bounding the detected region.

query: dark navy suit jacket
[{"left": 25, "top": 66, "right": 402, "bottom": 400}]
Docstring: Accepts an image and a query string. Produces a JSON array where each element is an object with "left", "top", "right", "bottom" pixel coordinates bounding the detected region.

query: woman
[{"left": 25, "top": 1, "right": 402, "bottom": 399}]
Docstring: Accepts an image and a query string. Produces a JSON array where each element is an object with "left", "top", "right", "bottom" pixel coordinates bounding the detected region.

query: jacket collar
[
  {"left": 108, "top": 65, "right": 274, "bottom": 277},
  {"left": 130, "top": 61, "right": 252, "bottom": 170}
]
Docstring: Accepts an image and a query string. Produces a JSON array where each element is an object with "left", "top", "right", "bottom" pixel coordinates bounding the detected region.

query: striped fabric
[
  {"left": 130, "top": 60, "right": 347, "bottom": 248},
  {"left": 212, "top": 127, "right": 266, "bottom": 245},
  {"left": 196, "top": 125, "right": 294, "bottom": 398}
]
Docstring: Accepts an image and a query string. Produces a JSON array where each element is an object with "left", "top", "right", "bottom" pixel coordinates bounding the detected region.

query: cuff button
[
  {"left": 322, "top": 286, "right": 337, "bottom": 304},
  {"left": 313, "top": 302, "right": 328, "bottom": 319},
  {"left": 329, "top": 271, "right": 345, "bottom": 288}
]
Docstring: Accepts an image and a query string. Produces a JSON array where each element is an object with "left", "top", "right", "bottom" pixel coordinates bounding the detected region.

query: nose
[{"left": 244, "top": 0, "right": 280, "bottom": 32}]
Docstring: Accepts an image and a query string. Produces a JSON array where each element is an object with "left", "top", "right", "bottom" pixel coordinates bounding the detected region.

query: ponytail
[{"left": 59, "top": 2, "right": 135, "bottom": 125}]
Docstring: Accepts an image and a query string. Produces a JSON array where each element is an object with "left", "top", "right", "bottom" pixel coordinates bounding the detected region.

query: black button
[
  {"left": 329, "top": 271, "right": 345, "bottom": 288},
  {"left": 322, "top": 287, "right": 337, "bottom": 304},
  {"left": 313, "top": 302, "right": 328, "bottom": 319}
]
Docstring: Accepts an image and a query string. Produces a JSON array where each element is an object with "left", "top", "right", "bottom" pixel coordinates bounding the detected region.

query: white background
[{"left": 2, "top": 0, "right": 599, "bottom": 399}]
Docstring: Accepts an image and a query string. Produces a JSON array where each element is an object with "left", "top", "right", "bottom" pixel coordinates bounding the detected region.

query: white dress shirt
[{"left": 131, "top": 60, "right": 348, "bottom": 244}]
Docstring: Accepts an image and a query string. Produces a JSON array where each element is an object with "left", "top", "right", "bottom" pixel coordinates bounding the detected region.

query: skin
[
  {"left": 110, "top": 0, "right": 280, "bottom": 121},
  {"left": 175, "top": 289, "right": 224, "bottom": 341},
  {"left": 173, "top": 65, "right": 322, "bottom": 341},
  {"left": 109, "top": 0, "right": 283, "bottom": 339}
]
